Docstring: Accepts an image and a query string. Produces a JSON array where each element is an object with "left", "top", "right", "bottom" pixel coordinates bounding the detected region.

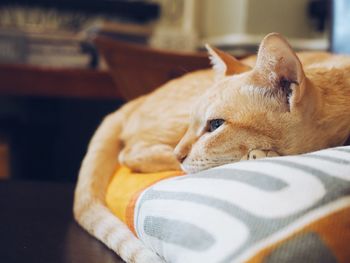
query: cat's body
[
  {"left": 118, "top": 69, "right": 214, "bottom": 172},
  {"left": 74, "top": 33, "right": 350, "bottom": 262},
  {"left": 108, "top": 51, "right": 337, "bottom": 173}
]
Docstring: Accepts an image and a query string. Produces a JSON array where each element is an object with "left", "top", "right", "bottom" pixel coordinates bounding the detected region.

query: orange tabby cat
[{"left": 74, "top": 33, "right": 350, "bottom": 261}]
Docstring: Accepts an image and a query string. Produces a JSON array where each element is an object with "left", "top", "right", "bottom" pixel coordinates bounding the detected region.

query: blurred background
[{"left": 0, "top": 0, "right": 347, "bottom": 182}]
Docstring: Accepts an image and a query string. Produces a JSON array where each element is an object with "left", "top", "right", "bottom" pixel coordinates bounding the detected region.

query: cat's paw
[
  {"left": 247, "top": 149, "right": 268, "bottom": 160},
  {"left": 266, "top": 150, "right": 280, "bottom": 158},
  {"left": 240, "top": 149, "right": 279, "bottom": 161},
  {"left": 120, "top": 143, "right": 181, "bottom": 173}
]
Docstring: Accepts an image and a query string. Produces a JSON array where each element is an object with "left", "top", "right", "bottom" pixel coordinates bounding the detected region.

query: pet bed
[{"left": 105, "top": 146, "right": 350, "bottom": 263}]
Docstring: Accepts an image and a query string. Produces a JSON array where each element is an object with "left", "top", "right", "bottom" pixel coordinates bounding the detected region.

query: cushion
[{"left": 106, "top": 146, "right": 350, "bottom": 262}]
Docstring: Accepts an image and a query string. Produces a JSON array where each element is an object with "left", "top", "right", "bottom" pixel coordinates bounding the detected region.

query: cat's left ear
[
  {"left": 205, "top": 44, "right": 252, "bottom": 81},
  {"left": 254, "top": 33, "right": 306, "bottom": 105}
]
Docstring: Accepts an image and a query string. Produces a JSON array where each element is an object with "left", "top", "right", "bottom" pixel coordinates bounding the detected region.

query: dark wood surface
[
  {"left": 0, "top": 64, "right": 122, "bottom": 99},
  {"left": 0, "top": 180, "right": 125, "bottom": 263}
]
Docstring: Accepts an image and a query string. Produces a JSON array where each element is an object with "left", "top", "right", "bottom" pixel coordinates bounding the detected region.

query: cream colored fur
[
  {"left": 74, "top": 96, "right": 164, "bottom": 262},
  {"left": 74, "top": 66, "right": 221, "bottom": 262},
  {"left": 74, "top": 33, "right": 350, "bottom": 262}
]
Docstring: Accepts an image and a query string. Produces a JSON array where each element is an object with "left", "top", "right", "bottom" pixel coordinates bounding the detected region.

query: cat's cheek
[
  {"left": 180, "top": 157, "right": 201, "bottom": 174},
  {"left": 180, "top": 163, "right": 193, "bottom": 174},
  {"left": 180, "top": 156, "right": 194, "bottom": 173},
  {"left": 180, "top": 163, "right": 190, "bottom": 173}
]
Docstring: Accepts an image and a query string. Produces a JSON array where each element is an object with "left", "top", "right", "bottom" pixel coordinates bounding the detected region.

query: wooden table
[{"left": 0, "top": 180, "right": 124, "bottom": 263}]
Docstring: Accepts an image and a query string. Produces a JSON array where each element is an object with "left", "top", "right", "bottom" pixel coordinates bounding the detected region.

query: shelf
[{"left": 0, "top": 63, "right": 122, "bottom": 99}]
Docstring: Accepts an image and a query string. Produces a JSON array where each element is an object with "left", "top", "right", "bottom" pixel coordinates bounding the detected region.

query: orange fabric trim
[
  {"left": 106, "top": 166, "right": 183, "bottom": 231},
  {"left": 125, "top": 171, "right": 181, "bottom": 235},
  {"left": 246, "top": 206, "right": 350, "bottom": 263}
]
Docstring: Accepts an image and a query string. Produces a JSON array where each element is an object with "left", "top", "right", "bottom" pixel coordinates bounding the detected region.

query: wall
[
  {"left": 246, "top": 0, "right": 315, "bottom": 38},
  {"left": 198, "top": 0, "right": 247, "bottom": 38},
  {"left": 199, "top": 0, "right": 319, "bottom": 40},
  {"left": 150, "top": 0, "right": 326, "bottom": 50}
]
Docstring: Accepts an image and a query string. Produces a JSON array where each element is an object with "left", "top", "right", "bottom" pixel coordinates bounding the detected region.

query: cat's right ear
[
  {"left": 254, "top": 33, "right": 306, "bottom": 105},
  {"left": 205, "top": 44, "right": 252, "bottom": 81}
]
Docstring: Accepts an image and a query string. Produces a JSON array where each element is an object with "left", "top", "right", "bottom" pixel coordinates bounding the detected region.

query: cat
[
  {"left": 115, "top": 48, "right": 336, "bottom": 173},
  {"left": 73, "top": 33, "right": 350, "bottom": 261}
]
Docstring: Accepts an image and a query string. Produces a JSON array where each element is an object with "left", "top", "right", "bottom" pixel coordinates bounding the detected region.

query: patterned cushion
[{"left": 107, "top": 146, "right": 350, "bottom": 263}]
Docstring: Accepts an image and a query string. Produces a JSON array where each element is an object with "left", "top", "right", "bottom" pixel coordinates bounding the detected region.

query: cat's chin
[
  {"left": 180, "top": 163, "right": 215, "bottom": 174},
  {"left": 181, "top": 158, "right": 242, "bottom": 174},
  {"left": 181, "top": 165, "right": 201, "bottom": 174}
]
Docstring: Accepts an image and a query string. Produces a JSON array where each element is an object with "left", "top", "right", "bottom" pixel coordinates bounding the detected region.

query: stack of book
[
  {"left": 0, "top": 1, "right": 160, "bottom": 68},
  {"left": 0, "top": 29, "right": 91, "bottom": 68}
]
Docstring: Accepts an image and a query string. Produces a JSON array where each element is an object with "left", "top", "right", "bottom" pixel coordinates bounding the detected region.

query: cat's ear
[
  {"left": 205, "top": 44, "right": 252, "bottom": 81},
  {"left": 255, "top": 33, "right": 306, "bottom": 105}
]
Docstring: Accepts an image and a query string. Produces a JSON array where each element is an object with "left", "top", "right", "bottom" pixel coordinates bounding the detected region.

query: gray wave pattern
[
  {"left": 143, "top": 216, "right": 215, "bottom": 251},
  {"left": 264, "top": 232, "right": 337, "bottom": 263},
  {"left": 330, "top": 147, "right": 350, "bottom": 153},
  {"left": 303, "top": 153, "right": 350, "bottom": 164},
  {"left": 176, "top": 168, "right": 288, "bottom": 191},
  {"left": 136, "top": 147, "right": 350, "bottom": 262}
]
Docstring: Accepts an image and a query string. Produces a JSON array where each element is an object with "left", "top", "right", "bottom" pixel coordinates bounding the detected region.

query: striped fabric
[{"left": 128, "top": 146, "right": 350, "bottom": 263}]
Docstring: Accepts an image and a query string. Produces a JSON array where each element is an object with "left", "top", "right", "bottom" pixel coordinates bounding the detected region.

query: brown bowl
[{"left": 93, "top": 36, "right": 210, "bottom": 101}]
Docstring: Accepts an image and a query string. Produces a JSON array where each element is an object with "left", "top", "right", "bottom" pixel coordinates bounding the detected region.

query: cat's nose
[
  {"left": 178, "top": 154, "right": 187, "bottom": 163},
  {"left": 174, "top": 150, "right": 187, "bottom": 163}
]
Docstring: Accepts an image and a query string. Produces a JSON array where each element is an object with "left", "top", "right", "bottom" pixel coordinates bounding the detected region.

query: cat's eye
[{"left": 208, "top": 119, "right": 225, "bottom": 132}]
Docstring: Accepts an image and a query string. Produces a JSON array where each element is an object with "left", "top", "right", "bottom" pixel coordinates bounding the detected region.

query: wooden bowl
[{"left": 93, "top": 36, "right": 210, "bottom": 101}]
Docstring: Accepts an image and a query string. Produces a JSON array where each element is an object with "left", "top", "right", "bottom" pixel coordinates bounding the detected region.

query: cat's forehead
[
  {"left": 203, "top": 72, "right": 267, "bottom": 104},
  {"left": 216, "top": 72, "right": 250, "bottom": 90},
  {"left": 193, "top": 70, "right": 286, "bottom": 120}
]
